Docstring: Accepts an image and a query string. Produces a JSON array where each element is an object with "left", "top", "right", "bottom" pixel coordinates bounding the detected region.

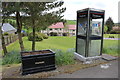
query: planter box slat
[{"left": 22, "top": 66, "right": 56, "bottom": 75}]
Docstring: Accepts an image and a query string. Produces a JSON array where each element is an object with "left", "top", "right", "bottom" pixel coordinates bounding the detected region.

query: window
[
  {"left": 55, "top": 28, "right": 58, "bottom": 30},
  {"left": 73, "top": 30, "right": 75, "bottom": 31},
  {"left": 60, "top": 28, "right": 62, "bottom": 30}
]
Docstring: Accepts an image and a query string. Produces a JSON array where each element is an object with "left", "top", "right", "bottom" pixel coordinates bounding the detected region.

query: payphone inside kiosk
[{"left": 74, "top": 8, "right": 105, "bottom": 61}]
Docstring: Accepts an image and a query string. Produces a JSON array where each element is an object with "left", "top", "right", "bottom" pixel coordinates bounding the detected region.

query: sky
[{"left": 61, "top": 0, "right": 119, "bottom": 23}]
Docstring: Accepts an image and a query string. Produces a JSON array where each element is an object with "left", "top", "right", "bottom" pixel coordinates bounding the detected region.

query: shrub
[
  {"left": 102, "top": 46, "right": 118, "bottom": 56},
  {"left": 110, "top": 30, "right": 120, "bottom": 34},
  {"left": 38, "top": 33, "right": 48, "bottom": 39},
  {"left": 21, "top": 33, "right": 26, "bottom": 37},
  {"left": 50, "top": 32, "right": 57, "bottom": 36},
  {"left": 2, "top": 51, "right": 21, "bottom": 65},
  {"left": 104, "top": 25, "right": 108, "bottom": 33},
  {"left": 28, "top": 32, "right": 43, "bottom": 41},
  {"left": 3, "top": 32, "right": 9, "bottom": 36},
  {"left": 53, "top": 49, "right": 75, "bottom": 66},
  {"left": 62, "top": 33, "right": 68, "bottom": 36},
  {"left": 2, "top": 49, "right": 76, "bottom": 66},
  {"left": 109, "top": 36, "right": 114, "bottom": 38}
]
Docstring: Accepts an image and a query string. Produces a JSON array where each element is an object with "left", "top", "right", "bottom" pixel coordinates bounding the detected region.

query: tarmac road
[{"left": 49, "top": 60, "right": 118, "bottom": 78}]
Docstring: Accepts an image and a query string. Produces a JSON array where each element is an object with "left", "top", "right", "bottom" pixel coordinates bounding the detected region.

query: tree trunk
[
  {"left": 32, "top": 19, "right": 35, "bottom": 51},
  {"left": 0, "top": 22, "right": 8, "bottom": 56},
  {"left": 1, "top": 34, "right": 7, "bottom": 56},
  {"left": 16, "top": 11, "right": 24, "bottom": 51}
]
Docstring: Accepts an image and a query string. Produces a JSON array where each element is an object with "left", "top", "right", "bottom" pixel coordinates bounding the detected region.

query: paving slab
[{"left": 102, "top": 54, "right": 117, "bottom": 61}]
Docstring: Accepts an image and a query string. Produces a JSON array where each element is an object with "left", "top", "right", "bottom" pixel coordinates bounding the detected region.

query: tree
[
  {"left": 0, "top": 2, "right": 8, "bottom": 56},
  {"left": 23, "top": 1, "right": 66, "bottom": 51},
  {"left": 105, "top": 17, "right": 114, "bottom": 33},
  {"left": 104, "top": 25, "right": 108, "bottom": 34},
  {"left": 2, "top": 2, "right": 25, "bottom": 51}
]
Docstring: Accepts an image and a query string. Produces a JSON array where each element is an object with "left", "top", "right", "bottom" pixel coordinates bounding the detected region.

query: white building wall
[{"left": 41, "top": 28, "right": 76, "bottom": 36}]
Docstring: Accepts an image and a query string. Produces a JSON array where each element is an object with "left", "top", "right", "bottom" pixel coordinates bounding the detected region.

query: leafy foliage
[
  {"left": 2, "top": 49, "right": 75, "bottom": 66},
  {"left": 2, "top": 51, "right": 21, "bottom": 65},
  {"left": 21, "top": 2, "right": 66, "bottom": 50},
  {"left": 38, "top": 33, "right": 48, "bottom": 39},
  {"left": 104, "top": 25, "right": 108, "bottom": 33},
  {"left": 50, "top": 32, "right": 58, "bottom": 36},
  {"left": 105, "top": 17, "right": 114, "bottom": 33},
  {"left": 63, "top": 32, "right": 69, "bottom": 36},
  {"left": 28, "top": 32, "right": 43, "bottom": 41},
  {"left": 110, "top": 30, "right": 120, "bottom": 34},
  {"left": 3, "top": 32, "right": 9, "bottom": 36},
  {"left": 54, "top": 49, "right": 75, "bottom": 66}
]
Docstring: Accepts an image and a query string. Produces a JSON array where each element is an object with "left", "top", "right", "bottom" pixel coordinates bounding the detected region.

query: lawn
[
  {"left": 103, "top": 34, "right": 119, "bottom": 56},
  {"left": 7, "top": 36, "right": 76, "bottom": 52},
  {"left": 66, "top": 20, "right": 76, "bottom": 25},
  {"left": 3, "top": 36, "right": 76, "bottom": 65},
  {"left": 103, "top": 34, "right": 119, "bottom": 38},
  {"left": 6, "top": 34, "right": 118, "bottom": 56},
  {"left": 103, "top": 40, "right": 118, "bottom": 56},
  {"left": 2, "top": 34, "right": 118, "bottom": 65}
]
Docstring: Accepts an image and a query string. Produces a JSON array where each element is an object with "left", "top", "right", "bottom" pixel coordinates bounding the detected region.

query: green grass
[
  {"left": 2, "top": 51, "right": 21, "bottom": 65},
  {"left": 54, "top": 49, "right": 75, "bottom": 66},
  {"left": 2, "top": 48, "right": 75, "bottom": 65},
  {"left": 2, "top": 34, "right": 119, "bottom": 65},
  {"left": 7, "top": 36, "right": 76, "bottom": 52},
  {"left": 103, "top": 40, "right": 118, "bottom": 56},
  {"left": 104, "top": 34, "right": 119, "bottom": 38},
  {"left": 103, "top": 34, "right": 119, "bottom": 56},
  {"left": 6, "top": 35, "right": 118, "bottom": 56},
  {"left": 2, "top": 36, "right": 76, "bottom": 65},
  {"left": 66, "top": 20, "right": 76, "bottom": 25}
]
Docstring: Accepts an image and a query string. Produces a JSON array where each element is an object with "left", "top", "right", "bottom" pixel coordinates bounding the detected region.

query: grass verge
[{"left": 2, "top": 48, "right": 75, "bottom": 66}]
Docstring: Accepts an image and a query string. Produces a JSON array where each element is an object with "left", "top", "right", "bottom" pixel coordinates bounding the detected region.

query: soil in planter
[{"left": 22, "top": 50, "right": 52, "bottom": 57}]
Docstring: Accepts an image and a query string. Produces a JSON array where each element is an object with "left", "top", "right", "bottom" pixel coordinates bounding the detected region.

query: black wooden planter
[{"left": 20, "top": 49, "right": 56, "bottom": 75}]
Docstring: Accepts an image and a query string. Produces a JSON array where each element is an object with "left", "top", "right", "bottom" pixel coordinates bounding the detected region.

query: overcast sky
[{"left": 61, "top": 0, "right": 119, "bottom": 23}]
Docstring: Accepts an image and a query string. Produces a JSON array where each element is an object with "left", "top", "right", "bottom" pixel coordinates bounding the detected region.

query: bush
[
  {"left": 102, "top": 46, "right": 118, "bottom": 56},
  {"left": 50, "top": 32, "right": 57, "bottom": 36},
  {"left": 104, "top": 25, "right": 108, "bottom": 33},
  {"left": 2, "top": 49, "right": 76, "bottom": 66},
  {"left": 28, "top": 32, "right": 43, "bottom": 41},
  {"left": 110, "top": 30, "right": 120, "bottom": 34},
  {"left": 3, "top": 32, "right": 9, "bottom": 36},
  {"left": 38, "top": 33, "right": 48, "bottom": 39},
  {"left": 62, "top": 33, "right": 68, "bottom": 36},
  {"left": 2, "top": 51, "right": 21, "bottom": 65},
  {"left": 21, "top": 33, "right": 26, "bottom": 37},
  {"left": 53, "top": 49, "right": 75, "bottom": 66}
]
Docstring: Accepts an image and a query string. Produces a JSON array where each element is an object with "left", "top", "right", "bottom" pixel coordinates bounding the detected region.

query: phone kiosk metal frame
[{"left": 74, "top": 8, "right": 105, "bottom": 62}]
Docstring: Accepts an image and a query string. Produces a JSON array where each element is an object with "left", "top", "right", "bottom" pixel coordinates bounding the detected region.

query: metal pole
[
  {"left": 75, "top": 12, "right": 79, "bottom": 53},
  {"left": 100, "top": 11, "right": 105, "bottom": 55},
  {"left": 85, "top": 8, "right": 90, "bottom": 57}
]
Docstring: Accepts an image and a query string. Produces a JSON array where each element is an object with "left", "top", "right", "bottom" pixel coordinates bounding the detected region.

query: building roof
[
  {"left": 49, "top": 22, "right": 64, "bottom": 28},
  {"left": 67, "top": 25, "right": 76, "bottom": 30},
  {"left": 2, "top": 23, "right": 17, "bottom": 32}
]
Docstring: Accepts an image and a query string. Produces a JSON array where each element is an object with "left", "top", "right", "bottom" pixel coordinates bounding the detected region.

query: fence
[{"left": 4, "top": 34, "right": 18, "bottom": 45}]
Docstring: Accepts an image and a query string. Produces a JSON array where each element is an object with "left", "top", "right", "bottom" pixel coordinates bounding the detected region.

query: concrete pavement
[{"left": 49, "top": 60, "right": 118, "bottom": 78}]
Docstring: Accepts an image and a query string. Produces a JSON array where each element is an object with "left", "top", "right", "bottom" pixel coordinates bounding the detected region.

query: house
[
  {"left": 41, "top": 22, "right": 64, "bottom": 36},
  {"left": 112, "top": 26, "right": 120, "bottom": 31},
  {"left": 2, "top": 23, "right": 17, "bottom": 34},
  {"left": 41, "top": 22, "right": 76, "bottom": 36},
  {"left": 67, "top": 25, "right": 76, "bottom": 36}
]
